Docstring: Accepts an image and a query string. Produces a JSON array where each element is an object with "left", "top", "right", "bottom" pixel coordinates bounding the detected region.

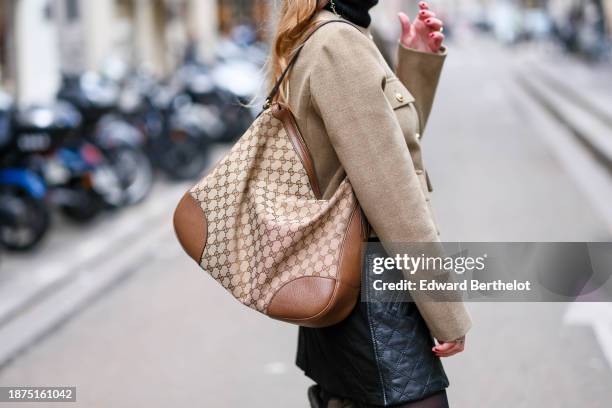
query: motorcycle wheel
[
  {"left": 0, "top": 189, "right": 50, "bottom": 251},
  {"left": 155, "top": 129, "right": 209, "bottom": 180},
  {"left": 107, "top": 146, "right": 154, "bottom": 205},
  {"left": 60, "top": 188, "right": 105, "bottom": 223}
]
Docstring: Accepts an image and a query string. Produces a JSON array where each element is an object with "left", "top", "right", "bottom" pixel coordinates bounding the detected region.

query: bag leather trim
[
  {"left": 266, "top": 202, "right": 363, "bottom": 327},
  {"left": 337, "top": 203, "right": 365, "bottom": 289},
  {"left": 173, "top": 192, "right": 207, "bottom": 263},
  {"left": 266, "top": 276, "right": 336, "bottom": 321},
  {"left": 271, "top": 103, "right": 322, "bottom": 199}
]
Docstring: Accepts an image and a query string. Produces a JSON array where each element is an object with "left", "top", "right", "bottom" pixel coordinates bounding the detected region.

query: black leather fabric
[{"left": 296, "top": 242, "right": 449, "bottom": 407}]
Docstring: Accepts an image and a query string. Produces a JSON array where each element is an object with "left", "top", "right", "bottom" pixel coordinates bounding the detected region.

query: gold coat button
[
  {"left": 416, "top": 132, "right": 421, "bottom": 140},
  {"left": 395, "top": 93, "right": 405, "bottom": 103},
  {"left": 415, "top": 169, "right": 424, "bottom": 175}
]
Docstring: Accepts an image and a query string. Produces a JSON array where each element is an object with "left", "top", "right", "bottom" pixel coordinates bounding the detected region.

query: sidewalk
[
  {"left": 0, "top": 180, "right": 190, "bottom": 368},
  {"left": 0, "top": 144, "right": 231, "bottom": 368},
  {"left": 513, "top": 42, "right": 612, "bottom": 169}
]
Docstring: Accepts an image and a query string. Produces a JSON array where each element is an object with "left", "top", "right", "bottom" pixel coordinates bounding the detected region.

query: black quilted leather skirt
[{"left": 296, "top": 240, "right": 449, "bottom": 407}]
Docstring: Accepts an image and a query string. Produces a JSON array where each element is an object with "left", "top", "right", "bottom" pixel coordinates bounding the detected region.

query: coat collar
[{"left": 314, "top": 9, "right": 373, "bottom": 39}]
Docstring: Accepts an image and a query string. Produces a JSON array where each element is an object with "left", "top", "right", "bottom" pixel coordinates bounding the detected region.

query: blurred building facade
[
  {"left": 0, "top": 0, "right": 270, "bottom": 106},
  {"left": 1, "top": 0, "right": 610, "bottom": 106}
]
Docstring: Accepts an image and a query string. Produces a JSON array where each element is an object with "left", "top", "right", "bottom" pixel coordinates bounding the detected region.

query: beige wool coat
[{"left": 284, "top": 9, "right": 472, "bottom": 341}]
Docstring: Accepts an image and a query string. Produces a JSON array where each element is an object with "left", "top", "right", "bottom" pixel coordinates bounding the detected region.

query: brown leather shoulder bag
[{"left": 173, "top": 19, "right": 368, "bottom": 328}]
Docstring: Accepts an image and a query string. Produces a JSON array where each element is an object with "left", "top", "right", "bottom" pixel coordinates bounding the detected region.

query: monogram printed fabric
[{"left": 190, "top": 108, "right": 357, "bottom": 312}]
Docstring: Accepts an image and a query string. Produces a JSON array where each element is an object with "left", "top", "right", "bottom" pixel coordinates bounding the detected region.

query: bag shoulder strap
[{"left": 263, "top": 18, "right": 361, "bottom": 109}]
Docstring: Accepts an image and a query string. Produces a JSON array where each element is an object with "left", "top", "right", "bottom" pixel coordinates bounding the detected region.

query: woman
[{"left": 266, "top": 1, "right": 472, "bottom": 407}]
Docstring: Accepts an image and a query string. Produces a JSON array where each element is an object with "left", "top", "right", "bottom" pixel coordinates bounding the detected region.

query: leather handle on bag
[{"left": 271, "top": 103, "right": 322, "bottom": 199}]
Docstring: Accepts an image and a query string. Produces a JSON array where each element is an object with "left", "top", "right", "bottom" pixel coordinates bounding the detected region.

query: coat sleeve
[
  {"left": 309, "top": 26, "right": 471, "bottom": 342},
  {"left": 395, "top": 43, "right": 447, "bottom": 134}
]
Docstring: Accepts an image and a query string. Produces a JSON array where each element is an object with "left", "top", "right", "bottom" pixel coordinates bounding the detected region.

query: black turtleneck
[{"left": 324, "top": 0, "right": 379, "bottom": 28}]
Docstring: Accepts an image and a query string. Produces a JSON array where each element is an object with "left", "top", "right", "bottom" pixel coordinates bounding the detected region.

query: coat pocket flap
[{"left": 383, "top": 77, "right": 415, "bottom": 110}]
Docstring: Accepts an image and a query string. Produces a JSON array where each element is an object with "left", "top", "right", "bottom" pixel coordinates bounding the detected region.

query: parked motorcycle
[
  {"left": 10, "top": 101, "right": 122, "bottom": 224},
  {"left": 213, "top": 27, "right": 267, "bottom": 122},
  {"left": 57, "top": 73, "right": 154, "bottom": 205},
  {"left": 0, "top": 91, "right": 49, "bottom": 250},
  {"left": 174, "top": 60, "right": 254, "bottom": 144},
  {"left": 119, "top": 70, "right": 218, "bottom": 180},
  {"left": 0, "top": 168, "right": 49, "bottom": 251}
]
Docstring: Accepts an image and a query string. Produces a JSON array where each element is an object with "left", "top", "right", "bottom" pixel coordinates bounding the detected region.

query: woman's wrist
[
  {"left": 451, "top": 335, "right": 466, "bottom": 345},
  {"left": 399, "top": 40, "right": 447, "bottom": 57}
]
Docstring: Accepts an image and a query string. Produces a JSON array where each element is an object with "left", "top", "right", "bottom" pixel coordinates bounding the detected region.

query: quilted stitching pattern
[
  {"left": 365, "top": 268, "right": 449, "bottom": 403},
  {"left": 190, "top": 109, "right": 357, "bottom": 313}
]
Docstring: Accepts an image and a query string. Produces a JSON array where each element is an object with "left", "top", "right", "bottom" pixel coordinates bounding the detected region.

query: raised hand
[{"left": 398, "top": 2, "right": 445, "bottom": 53}]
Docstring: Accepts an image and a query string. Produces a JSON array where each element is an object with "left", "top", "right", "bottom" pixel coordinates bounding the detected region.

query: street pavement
[{"left": 1, "top": 36, "right": 612, "bottom": 407}]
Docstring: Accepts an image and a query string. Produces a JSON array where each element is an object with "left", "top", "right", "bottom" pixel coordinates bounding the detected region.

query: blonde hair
[{"left": 266, "top": 0, "right": 323, "bottom": 105}]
